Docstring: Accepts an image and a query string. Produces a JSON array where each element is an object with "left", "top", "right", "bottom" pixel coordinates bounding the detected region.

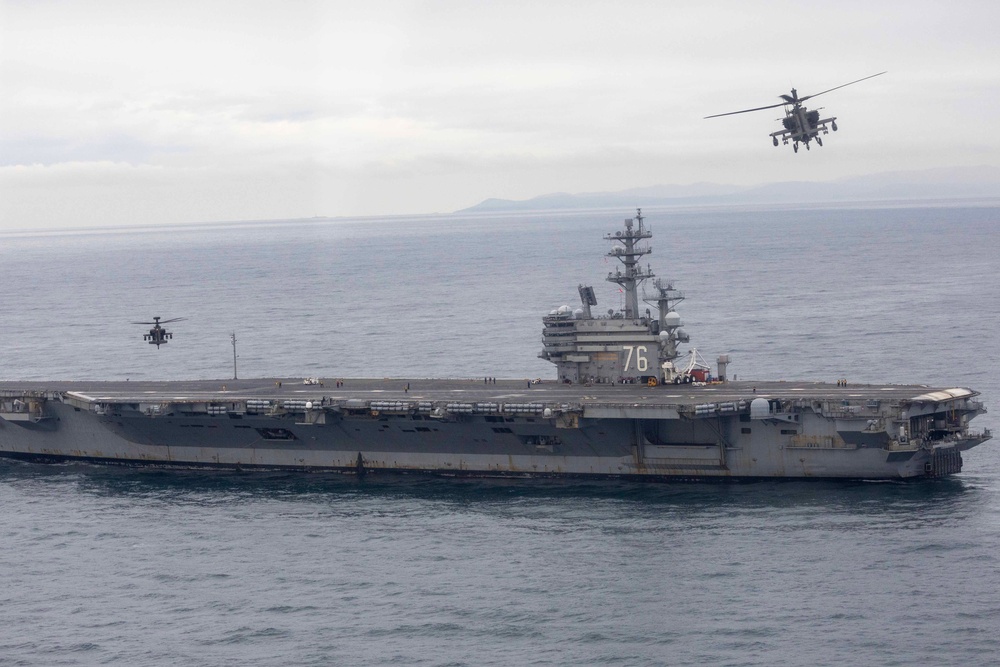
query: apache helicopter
[
  {"left": 132, "top": 316, "right": 186, "bottom": 348},
  {"left": 705, "top": 72, "right": 886, "bottom": 153}
]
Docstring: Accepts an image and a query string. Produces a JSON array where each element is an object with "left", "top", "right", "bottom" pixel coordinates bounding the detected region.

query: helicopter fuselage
[
  {"left": 770, "top": 104, "right": 837, "bottom": 152},
  {"left": 704, "top": 71, "right": 883, "bottom": 154},
  {"left": 134, "top": 316, "right": 183, "bottom": 349},
  {"left": 143, "top": 326, "right": 173, "bottom": 347}
]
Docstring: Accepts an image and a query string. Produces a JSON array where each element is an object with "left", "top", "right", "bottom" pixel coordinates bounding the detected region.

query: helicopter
[
  {"left": 705, "top": 71, "right": 886, "bottom": 153},
  {"left": 132, "top": 316, "right": 186, "bottom": 348}
]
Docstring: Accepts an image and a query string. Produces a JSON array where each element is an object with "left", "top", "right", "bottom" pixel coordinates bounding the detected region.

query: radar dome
[
  {"left": 664, "top": 312, "right": 681, "bottom": 327},
  {"left": 750, "top": 398, "right": 771, "bottom": 420}
]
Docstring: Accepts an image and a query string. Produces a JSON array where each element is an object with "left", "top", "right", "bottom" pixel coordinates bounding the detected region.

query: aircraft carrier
[{"left": 0, "top": 210, "right": 991, "bottom": 480}]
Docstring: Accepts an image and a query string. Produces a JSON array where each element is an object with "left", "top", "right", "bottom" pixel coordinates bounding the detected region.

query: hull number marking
[{"left": 623, "top": 345, "right": 648, "bottom": 372}]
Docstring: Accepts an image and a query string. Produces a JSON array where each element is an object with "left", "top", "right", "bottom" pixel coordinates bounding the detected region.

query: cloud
[{"left": 1, "top": 1, "right": 999, "bottom": 229}]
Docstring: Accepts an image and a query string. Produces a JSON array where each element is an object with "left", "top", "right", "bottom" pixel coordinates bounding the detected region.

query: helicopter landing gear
[
  {"left": 831, "top": 121, "right": 838, "bottom": 131},
  {"left": 805, "top": 142, "right": 810, "bottom": 150},
  {"left": 793, "top": 143, "right": 799, "bottom": 153}
]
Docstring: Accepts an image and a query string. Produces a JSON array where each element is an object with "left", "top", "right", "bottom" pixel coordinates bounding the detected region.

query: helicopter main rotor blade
[
  {"left": 704, "top": 101, "right": 788, "bottom": 119},
  {"left": 798, "top": 71, "right": 887, "bottom": 103},
  {"left": 131, "top": 317, "right": 187, "bottom": 324}
]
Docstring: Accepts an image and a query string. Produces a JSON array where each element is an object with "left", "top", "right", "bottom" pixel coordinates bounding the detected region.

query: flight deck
[{"left": 0, "top": 377, "right": 969, "bottom": 411}]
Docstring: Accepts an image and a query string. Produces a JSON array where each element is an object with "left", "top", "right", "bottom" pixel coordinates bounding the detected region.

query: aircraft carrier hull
[
  {"left": 1, "top": 378, "right": 989, "bottom": 480},
  {"left": 4, "top": 212, "right": 988, "bottom": 480}
]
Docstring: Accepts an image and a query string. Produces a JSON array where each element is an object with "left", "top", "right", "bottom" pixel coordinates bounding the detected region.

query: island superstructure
[
  {"left": 540, "top": 209, "right": 700, "bottom": 386},
  {"left": 0, "top": 210, "right": 990, "bottom": 480}
]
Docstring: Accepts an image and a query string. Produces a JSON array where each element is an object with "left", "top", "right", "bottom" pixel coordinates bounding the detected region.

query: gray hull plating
[{"left": 0, "top": 378, "right": 989, "bottom": 480}]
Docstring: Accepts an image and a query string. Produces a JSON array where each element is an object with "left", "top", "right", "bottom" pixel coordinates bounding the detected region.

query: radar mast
[{"left": 605, "top": 208, "right": 654, "bottom": 320}]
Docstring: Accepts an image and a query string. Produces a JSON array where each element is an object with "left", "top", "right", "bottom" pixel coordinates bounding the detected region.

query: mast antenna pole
[{"left": 231, "top": 332, "right": 238, "bottom": 380}]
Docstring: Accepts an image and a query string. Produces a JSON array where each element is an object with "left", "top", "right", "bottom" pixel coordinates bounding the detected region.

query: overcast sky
[{"left": 2, "top": 0, "right": 998, "bottom": 229}]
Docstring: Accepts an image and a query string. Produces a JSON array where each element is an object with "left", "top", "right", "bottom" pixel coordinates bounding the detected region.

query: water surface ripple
[{"left": 2, "top": 204, "right": 999, "bottom": 665}]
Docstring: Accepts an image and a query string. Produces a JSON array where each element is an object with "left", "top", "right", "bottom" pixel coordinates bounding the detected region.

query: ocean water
[{"left": 1, "top": 202, "right": 999, "bottom": 665}]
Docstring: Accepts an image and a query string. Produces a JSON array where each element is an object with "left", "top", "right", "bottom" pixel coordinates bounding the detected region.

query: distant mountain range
[{"left": 459, "top": 166, "right": 1000, "bottom": 212}]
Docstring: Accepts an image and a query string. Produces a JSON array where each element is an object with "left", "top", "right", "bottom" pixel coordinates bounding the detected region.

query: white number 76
[{"left": 623, "top": 345, "right": 648, "bottom": 372}]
